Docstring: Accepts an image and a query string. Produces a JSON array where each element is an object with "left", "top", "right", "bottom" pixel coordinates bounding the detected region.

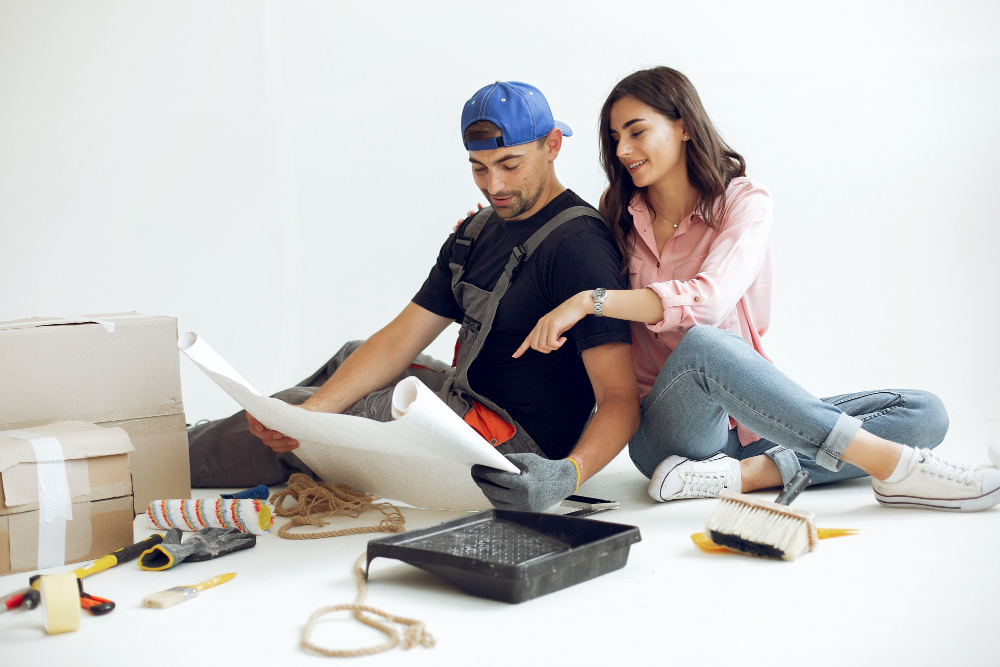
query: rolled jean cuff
[
  {"left": 764, "top": 445, "right": 802, "bottom": 487},
  {"left": 814, "top": 413, "right": 863, "bottom": 472}
]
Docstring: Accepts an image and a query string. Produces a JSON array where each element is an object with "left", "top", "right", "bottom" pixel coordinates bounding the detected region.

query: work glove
[
  {"left": 138, "top": 527, "right": 257, "bottom": 571},
  {"left": 471, "top": 453, "right": 578, "bottom": 512}
]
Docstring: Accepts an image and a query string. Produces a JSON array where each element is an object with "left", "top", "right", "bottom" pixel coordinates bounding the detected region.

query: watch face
[{"left": 594, "top": 288, "right": 607, "bottom": 299}]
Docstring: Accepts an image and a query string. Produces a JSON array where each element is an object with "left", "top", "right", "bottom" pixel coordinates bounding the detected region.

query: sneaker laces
[
  {"left": 679, "top": 471, "right": 733, "bottom": 498},
  {"left": 916, "top": 448, "right": 976, "bottom": 486}
]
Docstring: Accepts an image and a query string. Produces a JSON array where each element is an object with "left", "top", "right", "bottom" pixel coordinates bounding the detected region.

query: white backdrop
[{"left": 2, "top": 1, "right": 998, "bottom": 442}]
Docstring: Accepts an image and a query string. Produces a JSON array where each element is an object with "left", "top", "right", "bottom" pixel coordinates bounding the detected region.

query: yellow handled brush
[{"left": 142, "top": 573, "right": 237, "bottom": 609}]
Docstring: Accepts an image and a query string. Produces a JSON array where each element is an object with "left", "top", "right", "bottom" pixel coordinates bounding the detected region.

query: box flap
[
  {"left": 0, "top": 454, "right": 132, "bottom": 512},
  {"left": 0, "top": 312, "right": 169, "bottom": 333},
  {"left": 0, "top": 421, "right": 134, "bottom": 474},
  {"left": 0, "top": 313, "right": 184, "bottom": 428}
]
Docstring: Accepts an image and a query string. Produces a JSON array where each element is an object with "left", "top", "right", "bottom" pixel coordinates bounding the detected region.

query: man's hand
[
  {"left": 471, "top": 453, "right": 578, "bottom": 512},
  {"left": 246, "top": 405, "right": 313, "bottom": 452}
]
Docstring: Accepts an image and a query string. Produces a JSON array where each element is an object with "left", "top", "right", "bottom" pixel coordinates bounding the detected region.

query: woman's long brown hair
[{"left": 599, "top": 67, "right": 746, "bottom": 268}]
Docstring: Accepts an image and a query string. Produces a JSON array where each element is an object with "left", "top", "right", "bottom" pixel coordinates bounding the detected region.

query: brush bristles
[
  {"left": 142, "top": 587, "right": 196, "bottom": 609},
  {"left": 705, "top": 496, "right": 813, "bottom": 561}
]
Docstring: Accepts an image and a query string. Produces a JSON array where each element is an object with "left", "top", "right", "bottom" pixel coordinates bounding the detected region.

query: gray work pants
[{"left": 187, "top": 340, "right": 453, "bottom": 488}]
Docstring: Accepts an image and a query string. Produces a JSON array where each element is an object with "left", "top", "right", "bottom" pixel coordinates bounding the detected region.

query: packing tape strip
[
  {"left": 2, "top": 429, "right": 73, "bottom": 570},
  {"left": 61, "top": 315, "right": 116, "bottom": 332},
  {"left": 40, "top": 572, "right": 81, "bottom": 634}
]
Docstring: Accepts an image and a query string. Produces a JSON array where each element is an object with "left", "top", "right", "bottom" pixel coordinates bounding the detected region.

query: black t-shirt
[{"left": 412, "top": 190, "right": 631, "bottom": 459}]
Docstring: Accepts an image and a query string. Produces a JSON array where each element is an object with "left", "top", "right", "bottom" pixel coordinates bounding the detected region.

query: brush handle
[
  {"left": 193, "top": 573, "right": 237, "bottom": 591},
  {"left": 774, "top": 470, "right": 811, "bottom": 505}
]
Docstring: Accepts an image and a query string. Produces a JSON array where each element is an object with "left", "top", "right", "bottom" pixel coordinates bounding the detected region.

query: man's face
[{"left": 468, "top": 138, "right": 550, "bottom": 220}]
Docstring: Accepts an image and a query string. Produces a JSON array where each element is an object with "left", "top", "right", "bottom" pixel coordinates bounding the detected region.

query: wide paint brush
[
  {"left": 142, "top": 573, "right": 236, "bottom": 609},
  {"left": 703, "top": 470, "right": 820, "bottom": 561}
]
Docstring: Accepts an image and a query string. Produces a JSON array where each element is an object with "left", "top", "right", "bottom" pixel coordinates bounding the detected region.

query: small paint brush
[{"left": 142, "top": 573, "right": 236, "bottom": 609}]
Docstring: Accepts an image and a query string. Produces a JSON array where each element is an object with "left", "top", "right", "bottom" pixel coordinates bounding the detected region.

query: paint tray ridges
[{"left": 403, "top": 520, "right": 569, "bottom": 565}]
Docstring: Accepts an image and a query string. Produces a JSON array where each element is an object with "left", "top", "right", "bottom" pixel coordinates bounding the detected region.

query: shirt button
[
  {"left": 653, "top": 333, "right": 658, "bottom": 338},
  {"left": 656, "top": 262, "right": 660, "bottom": 267},
  {"left": 694, "top": 296, "right": 700, "bottom": 302}
]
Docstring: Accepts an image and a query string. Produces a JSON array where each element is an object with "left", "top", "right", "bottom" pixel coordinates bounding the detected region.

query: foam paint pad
[
  {"left": 40, "top": 572, "right": 81, "bottom": 634},
  {"left": 146, "top": 499, "right": 273, "bottom": 535},
  {"left": 178, "top": 332, "right": 519, "bottom": 511}
]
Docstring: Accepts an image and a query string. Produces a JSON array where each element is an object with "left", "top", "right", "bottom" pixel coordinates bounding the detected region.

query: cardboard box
[
  {"left": 0, "top": 421, "right": 135, "bottom": 575},
  {"left": 0, "top": 313, "right": 190, "bottom": 512}
]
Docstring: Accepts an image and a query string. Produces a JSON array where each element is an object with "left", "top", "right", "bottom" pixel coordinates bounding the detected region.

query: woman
[{"left": 516, "top": 66, "right": 998, "bottom": 511}]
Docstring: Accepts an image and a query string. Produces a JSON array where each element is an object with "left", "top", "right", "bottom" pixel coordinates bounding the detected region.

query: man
[{"left": 187, "top": 81, "right": 640, "bottom": 512}]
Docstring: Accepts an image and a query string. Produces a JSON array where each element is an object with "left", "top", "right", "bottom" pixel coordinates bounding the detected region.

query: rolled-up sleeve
[{"left": 646, "top": 181, "right": 772, "bottom": 333}]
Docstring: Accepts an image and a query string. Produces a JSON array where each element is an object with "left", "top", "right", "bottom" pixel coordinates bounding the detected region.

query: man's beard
[{"left": 485, "top": 177, "right": 547, "bottom": 220}]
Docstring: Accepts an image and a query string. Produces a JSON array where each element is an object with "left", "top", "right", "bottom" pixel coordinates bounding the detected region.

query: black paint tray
[{"left": 366, "top": 510, "right": 641, "bottom": 604}]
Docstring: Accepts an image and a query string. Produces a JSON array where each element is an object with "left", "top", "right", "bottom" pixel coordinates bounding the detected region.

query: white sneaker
[
  {"left": 873, "top": 448, "right": 1000, "bottom": 512},
  {"left": 648, "top": 453, "right": 742, "bottom": 502}
]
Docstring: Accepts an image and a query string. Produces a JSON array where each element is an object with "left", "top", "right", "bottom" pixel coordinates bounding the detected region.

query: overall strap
[
  {"left": 500, "top": 206, "right": 605, "bottom": 283},
  {"left": 450, "top": 205, "right": 606, "bottom": 432},
  {"left": 448, "top": 206, "right": 494, "bottom": 290}
]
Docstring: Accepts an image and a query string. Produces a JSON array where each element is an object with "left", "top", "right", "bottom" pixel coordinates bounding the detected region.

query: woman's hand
[
  {"left": 513, "top": 291, "right": 592, "bottom": 358},
  {"left": 453, "top": 203, "right": 484, "bottom": 232}
]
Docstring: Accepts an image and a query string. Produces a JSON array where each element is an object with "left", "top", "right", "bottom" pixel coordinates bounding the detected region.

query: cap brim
[{"left": 554, "top": 120, "right": 573, "bottom": 137}]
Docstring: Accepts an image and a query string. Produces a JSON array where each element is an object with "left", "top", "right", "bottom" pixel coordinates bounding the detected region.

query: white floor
[{"left": 2, "top": 430, "right": 998, "bottom": 666}]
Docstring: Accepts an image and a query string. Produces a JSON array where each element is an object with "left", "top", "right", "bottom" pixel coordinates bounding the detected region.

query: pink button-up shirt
[{"left": 628, "top": 177, "right": 773, "bottom": 445}]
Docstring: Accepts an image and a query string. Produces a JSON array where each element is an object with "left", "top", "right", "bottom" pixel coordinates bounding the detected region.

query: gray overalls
[
  {"left": 436, "top": 204, "right": 607, "bottom": 458},
  {"left": 186, "top": 204, "right": 607, "bottom": 487}
]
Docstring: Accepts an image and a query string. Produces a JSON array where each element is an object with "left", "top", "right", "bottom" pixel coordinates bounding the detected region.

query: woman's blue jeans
[{"left": 628, "top": 326, "right": 949, "bottom": 487}]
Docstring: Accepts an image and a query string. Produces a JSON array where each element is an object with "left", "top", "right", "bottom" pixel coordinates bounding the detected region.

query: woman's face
[{"left": 609, "top": 96, "right": 687, "bottom": 189}]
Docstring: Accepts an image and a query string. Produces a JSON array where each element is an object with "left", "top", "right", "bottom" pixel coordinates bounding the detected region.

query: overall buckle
[
  {"left": 504, "top": 244, "right": 526, "bottom": 280},
  {"left": 452, "top": 236, "right": 474, "bottom": 266}
]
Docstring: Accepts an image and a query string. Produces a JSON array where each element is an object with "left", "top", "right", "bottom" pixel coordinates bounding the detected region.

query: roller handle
[
  {"left": 74, "top": 534, "right": 164, "bottom": 579},
  {"left": 774, "top": 470, "right": 812, "bottom": 506}
]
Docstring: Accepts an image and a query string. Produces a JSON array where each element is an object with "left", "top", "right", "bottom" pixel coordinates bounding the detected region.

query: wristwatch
[{"left": 592, "top": 288, "right": 608, "bottom": 317}]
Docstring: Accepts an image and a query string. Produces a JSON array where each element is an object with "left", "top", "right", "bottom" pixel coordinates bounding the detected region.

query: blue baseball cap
[{"left": 461, "top": 81, "right": 573, "bottom": 151}]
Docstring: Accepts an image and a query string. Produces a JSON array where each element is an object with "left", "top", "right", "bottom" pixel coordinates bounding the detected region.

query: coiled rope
[
  {"left": 270, "top": 473, "right": 404, "bottom": 540},
  {"left": 300, "top": 553, "right": 435, "bottom": 658},
  {"left": 271, "top": 474, "right": 433, "bottom": 657}
]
